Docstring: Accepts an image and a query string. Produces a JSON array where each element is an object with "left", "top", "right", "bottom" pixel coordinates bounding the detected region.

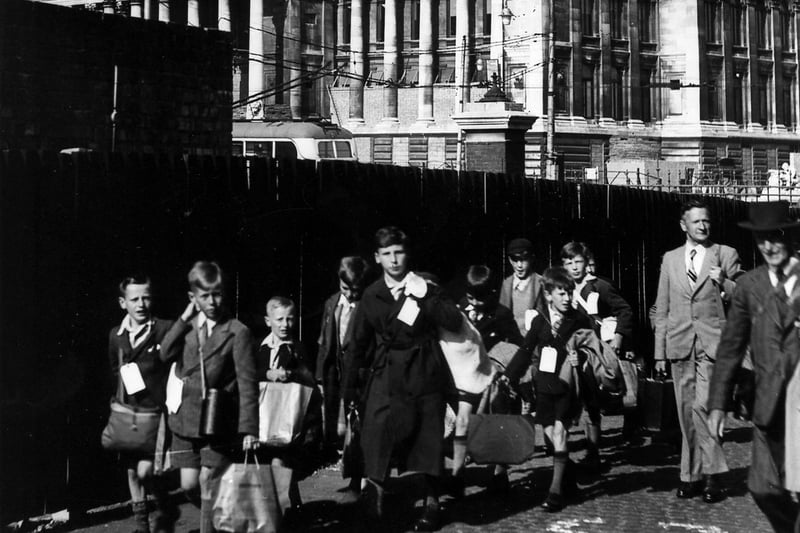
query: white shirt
[
  {"left": 513, "top": 275, "right": 531, "bottom": 292},
  {"left": 117, "top": 316, "right": 153, "bottom": 348},
  {"left": 384, "top": 273, "right": 408, "bottom": 301},
  {"left": 548, "top": 306, "right": 563, "bottom": 330},
  {"left": 685, "top": 243, "right": 706, "bottom": 275},
  {"left": 768, "top": 257, "right": 799, "bottom": 297},
  {"left": 261, "top": 332, "right": 293, "bottom": 369},
  {"left": 197, "top": 312, "right": 216, "bottom": 337}
]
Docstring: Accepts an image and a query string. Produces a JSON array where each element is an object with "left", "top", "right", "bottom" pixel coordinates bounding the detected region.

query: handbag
[
  {"left": 213, "top": 453, "right": 292, "bottom": 533},
  {"left": 637, "top": 370, "right": 679, "bottom": 432},
  {"left": 258, "top": 381, "right": 314, "bottom": 446},
  {"left": 466, "top": 413, "right": 537, "bottom": 465},
  {"left": 101, "top": 348, "right": 161, "bottom": 453}
]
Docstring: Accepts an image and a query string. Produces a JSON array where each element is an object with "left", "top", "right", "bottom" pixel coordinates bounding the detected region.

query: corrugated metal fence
[{"left": 0, "top": 151, "right": 757, "bottom": 522}]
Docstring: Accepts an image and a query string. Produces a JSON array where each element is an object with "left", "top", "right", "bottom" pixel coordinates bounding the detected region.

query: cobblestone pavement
[{"left": 76, "top": 415, "right": 772, "bottom": 533}]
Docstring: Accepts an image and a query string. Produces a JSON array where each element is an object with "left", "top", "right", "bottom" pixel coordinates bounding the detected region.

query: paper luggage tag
[
  {"left": 165, "top": 362, "right": 184, "bottom": 414},
  {"left": 539, "top": 346, "right": 558, "bottom": 373},
  {"left": 583, "top": 292, "right": 600, "bottom": 315},
  {"left": 397, "top": 298, "right": 420, "bottom": 326},
  {"left": 524, "top": 309, "right": 539, "bottom": 331},
  {"left": 600, "top": 317, "right": 617, "bottom": 342},
  {"left": 120, "top": 362, "right": 147, "bottom": 395}
]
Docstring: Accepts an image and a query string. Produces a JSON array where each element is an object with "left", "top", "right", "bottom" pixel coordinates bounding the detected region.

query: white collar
[
  {"left": 197, "top": 313, "right": 216, "bottom": 334},
  {"left": 261, "top": 332, "right": 294, "bottom": 348},
  {"left": 513, "top": 275, "right": 531, "bottom": 290},
  {"left": 337, "top": 293, "right": 356, "bottom": 308},
  {"left": 117, "top": 315, "right": 153, "bottom": 336},
  {"left": 548, "top": 306, "right": 563, "bottom": 326},
  {"left": 769, "top": 257, "right": 800, "bottom": 286}
]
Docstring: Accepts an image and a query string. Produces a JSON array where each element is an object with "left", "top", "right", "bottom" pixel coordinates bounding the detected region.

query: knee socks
[
  {"left": 550, "top": 452, "right": 568, "bottom": 495},
  {"left": 452, "top": 435, "right": 468, "bottom": 477}
]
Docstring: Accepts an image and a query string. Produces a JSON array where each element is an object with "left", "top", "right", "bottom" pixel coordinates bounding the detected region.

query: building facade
[{"left": 38, "top": 0, "right": 800, "bottom": 182}]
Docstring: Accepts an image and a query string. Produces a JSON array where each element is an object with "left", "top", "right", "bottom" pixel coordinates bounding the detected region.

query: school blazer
[
  {"left": 710, "top": 266, "right": 800, "bottom": 429},
  {"left": 315, "top": 292, "right": 359, "bottom": 384},
  {"left": 653, "top": 242, "right": 740, "bottom": 361},
  {"left": 160, "top": 315, "right": 259, "bottom": 439},
  {"left": 498, "top": 272, "right": 544, "bottom": 314},
  {"left": 108, "top": 318, "right": 173, "bottom": 409}
]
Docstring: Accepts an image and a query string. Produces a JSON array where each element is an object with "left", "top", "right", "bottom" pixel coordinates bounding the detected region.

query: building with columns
[{"left": 35, "top": 0, "right": 800, "bottom": 181}]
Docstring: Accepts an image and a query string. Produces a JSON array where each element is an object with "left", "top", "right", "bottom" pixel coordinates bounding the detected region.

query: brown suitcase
[{"left": 638, "top": 375, "right": 679, "bottom": 432}]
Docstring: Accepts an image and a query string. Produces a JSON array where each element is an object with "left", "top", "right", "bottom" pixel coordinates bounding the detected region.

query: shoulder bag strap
[
  {"left": 199, "top": 341, "right": 207, "bottom": 400},
  {"left": 117, "top": 347, "right": 125, "bottom": 402}
]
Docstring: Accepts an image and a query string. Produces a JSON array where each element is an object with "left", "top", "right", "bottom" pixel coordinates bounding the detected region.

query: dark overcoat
[
  {"left": 160, "top": 315, "right": 259, "bottom": 439},
  {"left": 108, "top": 318, "right": 173, "bottom": 409},
  {"left": 710, "top": 265, "right": 800, "bottom": 495},
  {"left": 344, "top": 277, "right": 462, "bottom": 480},
  {"left": 577, "top": 277, "right": 634, "bottom": 341}
]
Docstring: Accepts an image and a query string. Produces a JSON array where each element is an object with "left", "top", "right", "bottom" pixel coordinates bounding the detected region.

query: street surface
[{"left": 76, "top": 415, "right": 771, "bottom": 533}]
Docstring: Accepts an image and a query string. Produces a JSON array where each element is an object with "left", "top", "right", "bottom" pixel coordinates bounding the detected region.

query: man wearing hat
[
  {"left": 499, "top": 238, "right": 544, "bottom": 336},
  {"left": 653, "top": 198, "right": 741, "bottom": 503},
  {"left": 709, "top": 201, "right": 800, "bottom": 532}
]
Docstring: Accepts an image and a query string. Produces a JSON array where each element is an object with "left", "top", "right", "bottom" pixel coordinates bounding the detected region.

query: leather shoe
[
  {"left": 541, "top": 492, "right": 566, "bottom": 512},
  {"left": 702, "top": 475, "right": 726, "bottom": 503},
  {"left": 360, "top": 481, "right": 384, "bottom": 520},
  {"left": 486, "top": 472, "right": 510, "bottom": 495},
  {"left": 445, "top": 475, "right": 465, "bottom": 499},
  {"left": 676, "top": 480, "right": 702, "bottom": 499},
  {"left": 413, "top": 504, "right": 441, "bottom": 532}
]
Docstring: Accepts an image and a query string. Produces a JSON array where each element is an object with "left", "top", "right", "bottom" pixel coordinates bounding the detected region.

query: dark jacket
[
  {"left": 108, "top": 318, "right": 173, "bottom": 409},
  {"left": 576, "top": 277, "right": 634, "bottom": 341},
  {"left": 458, "top": 299, "right": 524, "bottom": 351},
  {"left": 344, "top": 276, "right": 463, "bottom": 479},
  {"left": 160, "top": 315, "right": 259, "bottom": 439},
  {"left": 505, "top": 307, "right": 594, "bottom": 395},
  {"left": 256, "top": 339, "right": 315, "bottom": 388}
]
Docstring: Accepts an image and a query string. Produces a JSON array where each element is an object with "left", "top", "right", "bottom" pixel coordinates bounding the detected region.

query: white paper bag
[
  {"left": 258, "top": 382, "right": 314, "bottom": 446},
  {"left": 165, "top": 362, "right": 183, "bottom": 414}
]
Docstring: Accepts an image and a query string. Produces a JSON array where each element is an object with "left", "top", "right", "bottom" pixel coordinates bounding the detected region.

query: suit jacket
[
  {"left": 505, "top": 308, "right": 595, "bottom": 395},
  {"left": 499, "top": 272, "right": 544, "bottom": 316},
  {"left": 108, "top": 318, "right": 173, "bottom": 409},
  {"left": 709, "top": 266, "right": 800, "bottom": 429},
  {"left": 315, "top": 292, "right": 359, "bottom": 385},
  {"left": 654, "top": 242, "right": 740, "bottom": 361},
  {"left": 160, "top": 315, "right": 259, "bottom": 439},
  {"left": 457, "top": 299, "right": 523, "bottom": 352},
  {"left": 577, "top": 277, "right": 634, "bottom": 340}
]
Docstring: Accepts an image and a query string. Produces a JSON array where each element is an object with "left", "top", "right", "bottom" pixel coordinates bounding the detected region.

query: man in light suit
[
  {"left": 499, "top": 238, "right": 544, "bottom": 335},
  {"left": 709, "top": 201, "right": 800, "bottom": 533},
  {"left": 654, "top": 198, "right": 741, "bottom": 503}
]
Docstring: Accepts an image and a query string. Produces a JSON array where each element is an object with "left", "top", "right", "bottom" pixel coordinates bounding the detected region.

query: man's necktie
[
  {"left": 273, "top": 343, "right": 290, "bottom": 369},
  {"left": 132, "top": 324, "right": 149, "bottom": 348},
  {"left": 776, "top": 270, "right": 789, "bottom": 321},
  {"left": 687, "top": 249, "right": 698, "bottom": 287},
  {"left": 339, "top": 303, "right": 352, "bottom": 345}
]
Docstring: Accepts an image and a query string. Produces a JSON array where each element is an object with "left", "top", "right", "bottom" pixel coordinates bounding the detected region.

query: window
[
  {"left": 781, "top": 7, "right": 794, "bottom": 51},
  {"left": 582, "top": 0, "right": 598, "bottom": 35},
  {"left": 303, "top": 12, "right": 317, "bottom": 25},
  {"left": 483, "top": 0, "right": 491, "bottom": 36},
  {"left": 638, "top": 0, "right": 655, "bottom": 42},
  {"left": 335, "top": 141, "right": 353, "bottom": 158},
  {"left": 705, "top": 1, "right": 720, "bottom": 43},
  {"left": 611, "top": 0, "right": 626, "bottom": 39},
  {"left": 410, "top": 0, "right": 420, "bottom": 39},
  {"left": 555, "top": 66, "right": 569, "bottom": 113},
  {"left": 732, "top": 2, "right": 746, "bottom": 46},
  {"left": 757, "top": 4, "right": 770, "bottom": 48},
  {"left": 318, "top": 141, "right": 335, "bottom": 158},
  {"left": 446, "top": 0, "right": 457, "bottom": 37},
  {"left": 246, "top": 141, "right": 273, "bottom": 157},
  {"left": 781, "top": 76, "right": 795, "bottom": 128},
  {"left": 555, "top": 2, "right": 570, "bottom": 41},
  {"left": 757, "top": 73, "right": 770, "bottom": 124},
  {"left": 732, "top": 73, "right": 744, "bottom": 125},
  {"left": 376, "top": 0, "right": 385, "bottom": 42},
  {"left": 343, "top": 2, "right": 351, "bottom": 45},
  {"left": 583, "top": 63, "right": 597, "bottom": 118},
  {"left": 275, "top": 141, "right": 298, "bottom": 159},
  {"left": 706, "top": 74, "right": 721, "bottom": 120},
  {"left": 232, "top": 141, "right": 244, "bottom": 156},
  {"left": 611, "top": 67, "right": 625, "bottom": 120},
  {"left": 639, "top": 69, "right": 653, "bottom": 122}
]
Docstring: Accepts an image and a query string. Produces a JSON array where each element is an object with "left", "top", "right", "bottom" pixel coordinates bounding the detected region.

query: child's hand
[
  {"left": 242, "top": 434, "right": 259, "bottom": 451},
  {"left": 568, "top": 349, "right": 579, "bottom": 367},
  {"left": 266, "top": 369, "right": 289, "bottom": 382},
  {"left": 180, "top": 301, "right": 198, "bottom": 323}
]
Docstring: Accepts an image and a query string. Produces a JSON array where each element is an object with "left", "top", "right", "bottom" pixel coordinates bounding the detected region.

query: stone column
[
  {"left": 287, "top": 0, "right": 303, "bottom": 119},
  {"left": 349, "top": 0, "right": 366, "bottom": 123},
  {"left": 158, "top": 0, "right": 170, "bottom": 22},
  {"left": 248, "top": 0, "right": 265, "bottom": 119},
  {"left": 187, "top": 0, "right": 200, "bottom": 26},
  {"left": 383, "top": 0, "right": 399, "bottom": 121},
  {"left": 417, "top": 0, "right": 435, "bottom": 123},
  {"left": 455, "top": 0, "right": 471, "bottom": 110},
  {"left": 130, "top": 0, "right": 143, "bottom": 17},
  {"left": 143, "top": 0, "right": 152, "bottom": 19},
  {"left": 218, "top": 0, "right": 231, "bottom": 31}
]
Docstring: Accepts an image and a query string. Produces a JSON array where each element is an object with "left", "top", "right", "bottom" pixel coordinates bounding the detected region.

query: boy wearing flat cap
[
  {"left": 709, "top": 201, "right": 800, "bottom": 533},
  {"left": 499, "top": 238, "right": 544, "bottom": 336}
]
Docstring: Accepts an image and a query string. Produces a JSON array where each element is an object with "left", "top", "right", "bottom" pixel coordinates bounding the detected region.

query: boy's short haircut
[
  {"left": 119, "top": 274, "right": 151, "bottom": 296},
  {"left": 465, "top": 265, "right": 496, "bottom": 301},
  {"left": 374, "top": 226, "right": 408, "bottom": 250},
  {"left": 338, "top": 256, "right": 370, "bottom": 288},
  {"left": 188, "top": 261, "right": 223, "bottom": 291},
  {"left": 542, "top": 266, "right": 575, "bottom": 293},
  {"left": 680, "top": 197, "right": 709, "bottom": 216},
  {"left": 266, "top": 296, "right": 295, "bottom": 316},
  {"left": 581, "top": 242, "right": 595, "bottom": 262},
  {"left": 560, "top": 241, "right": 591, "bottom": 262}
]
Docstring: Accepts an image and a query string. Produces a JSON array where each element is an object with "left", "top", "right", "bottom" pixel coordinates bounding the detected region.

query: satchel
[
  {"left": 101, "top": 348, "right": 161, "bottom": 453},
  {"left": 258, "top": 382, "right": 314, "bottom": 446},
  {"left": 466, "top": 413, "right": 537, "bottom": 465},
  {"left": 637, "top": 371, "right": 679, "bottom": 433},
  {"left": 213, "top": 454, "right": 292, "bottom": 533}
]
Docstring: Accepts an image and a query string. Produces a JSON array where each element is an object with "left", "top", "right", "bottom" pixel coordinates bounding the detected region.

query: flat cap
[{"left": 507, "top": 238, "right": 533, "bottom": 257}]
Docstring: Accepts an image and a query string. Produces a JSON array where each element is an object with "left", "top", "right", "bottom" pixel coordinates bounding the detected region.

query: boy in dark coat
[
  {"left": 343, "top": 227, "right": 463, "bottom": 531},
  {"left": 502, "top": 267, "right": 595, "bottom": 512},
  {"left": 109, "top": 275, "right": 173, "bottom": 533},
  {"left": 160, "top": 261, "right": 259, "bottom": 533}
]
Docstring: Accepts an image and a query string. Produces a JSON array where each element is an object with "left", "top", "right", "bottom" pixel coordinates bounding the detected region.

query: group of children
[{"left": 107, "top": 231, "right": 635, "bottom": 532}]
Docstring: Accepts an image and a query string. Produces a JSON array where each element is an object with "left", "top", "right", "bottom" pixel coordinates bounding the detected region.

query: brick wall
[{"left": 0, "top": 0, "right": 232, "bottom": 154}]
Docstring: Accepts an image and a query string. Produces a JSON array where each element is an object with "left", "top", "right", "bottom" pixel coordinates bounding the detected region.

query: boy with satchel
[
  {"left": 104, "top": 275, "right": 174, "bottom": 533},
  {"left": 160, "top": 261, "right": 259, "bottom": 533}
]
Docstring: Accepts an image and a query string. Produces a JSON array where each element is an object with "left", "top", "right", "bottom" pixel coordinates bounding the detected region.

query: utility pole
[{"left": 545, "top": 0, "right": 556, "bottom": 180}]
